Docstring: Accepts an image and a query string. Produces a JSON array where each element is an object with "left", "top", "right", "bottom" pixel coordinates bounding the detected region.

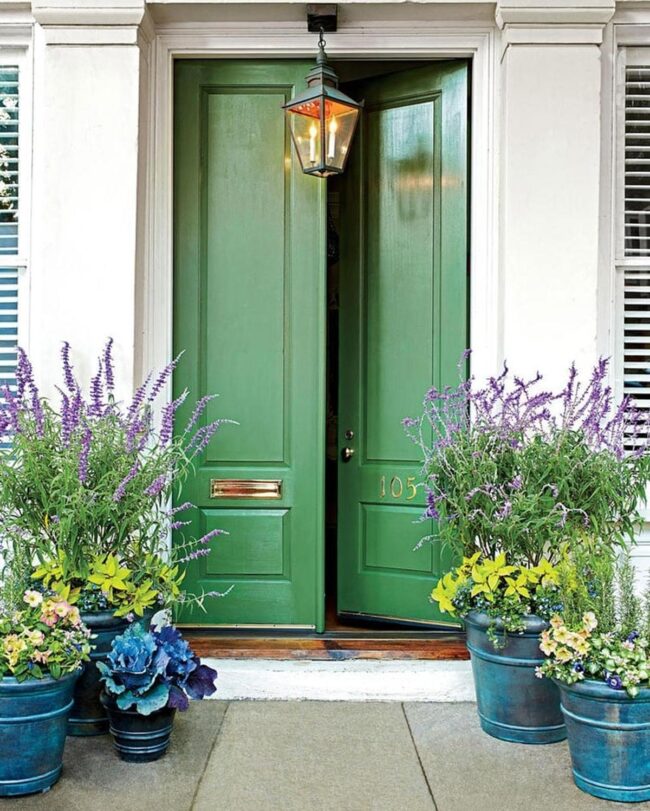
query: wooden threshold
[{"left": 185, "top": 633, "right": 469, "bottom": 661}]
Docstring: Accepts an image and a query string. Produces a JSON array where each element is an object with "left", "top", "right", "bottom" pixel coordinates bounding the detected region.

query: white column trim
[{"left": 142, "top": 21, "right": 501, "bottom": 389}]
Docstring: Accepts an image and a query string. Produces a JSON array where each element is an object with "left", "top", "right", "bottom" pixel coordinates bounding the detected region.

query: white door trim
[{"left": 143, "top": 20, "right": 500, "bottom": 386}]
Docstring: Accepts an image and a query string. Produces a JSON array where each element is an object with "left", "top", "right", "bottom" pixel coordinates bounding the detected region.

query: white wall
[
  {"left": 497, "top": 3, "right": 615, "bottom": 391},
  {"left": 29, "top": 3, "right": 147, "bottom": 399}
]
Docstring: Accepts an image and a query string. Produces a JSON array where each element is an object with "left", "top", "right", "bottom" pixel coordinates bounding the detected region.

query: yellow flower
[
  {"left": 67, "top": 606, "right": 81, "bottom": 626},
  {"left": 4, "top": 634, "right": 27, "bottom": 668},
  {"left": 582, "top": 612, "right": 597, "bottom": 632},
  {"left": 540, "top": 638, "right": 557, "bottom": 656},
  {"left": 555, "top": 646, "right": 572, "bottom": 663},
  {"left": 554, "top": 626, "right": 572, "bottom": 645},
  {"left": 550, "top": 615, "right": 563, "bottom": 630},
  {"left": 24, "top": 629, "right": 45, "bottom": 646},
  {"left": 23, "top": 590, "right": 43, "bottom": 608}
]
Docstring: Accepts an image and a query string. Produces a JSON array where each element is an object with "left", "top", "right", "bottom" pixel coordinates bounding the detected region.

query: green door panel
[
  {"left": 173, "top": 60, "right": 326, "bottom": 629},
  {"left": 337, "top": 62, "right": 469, "bottom": 627}
]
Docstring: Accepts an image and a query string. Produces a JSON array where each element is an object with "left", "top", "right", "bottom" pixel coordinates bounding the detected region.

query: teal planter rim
[
  {"left": 554, "top": 677, "right": 650, "bottom": 702},
  {"left": 465, "top": 610, "right": 548, "bottom": 637},
  {"left": 0, "top": 668, "right": 81, "bottom": 695}
]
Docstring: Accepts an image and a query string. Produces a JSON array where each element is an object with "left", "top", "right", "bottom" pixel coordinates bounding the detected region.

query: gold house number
[{"left": 379, "top": 475, "right": 417, "bottom": 501}]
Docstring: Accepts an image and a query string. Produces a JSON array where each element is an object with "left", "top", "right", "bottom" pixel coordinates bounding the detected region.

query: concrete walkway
[{"left": 9, "top": 702, "right": 645, "bottom": 811}]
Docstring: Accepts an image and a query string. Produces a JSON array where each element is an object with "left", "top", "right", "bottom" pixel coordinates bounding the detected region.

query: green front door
[
  {"left": 337, "top": 62, "right": 469, "bottom": 626},
  {"left": 173, "top": 60, "right": 326, "bottom": 629}
]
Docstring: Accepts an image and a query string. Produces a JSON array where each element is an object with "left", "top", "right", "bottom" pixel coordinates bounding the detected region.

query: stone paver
[
  {"left": 193, "top": 701, "right": 434, "bottom": 811},
  {"left": 7, "top": 701, "right": 650, "bottom": 811},
  {"left": 404, "top": 702, "right": 649, "bottom": 811},
  {"left": 7, "top": 701, "right": 227, "bottom": 811}
]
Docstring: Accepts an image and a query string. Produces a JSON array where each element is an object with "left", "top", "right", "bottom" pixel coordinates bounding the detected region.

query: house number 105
[{"left": 379, "top": 475, "right": 417, "bottom": 500}]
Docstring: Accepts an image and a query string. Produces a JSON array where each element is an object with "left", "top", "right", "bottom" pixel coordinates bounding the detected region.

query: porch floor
[{"left": 11, "top": 701, "right": 630, "bottom": 811}]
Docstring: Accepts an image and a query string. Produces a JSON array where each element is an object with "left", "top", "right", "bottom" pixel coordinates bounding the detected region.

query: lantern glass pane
[
  {"left": 323, "top": 100, "right": 359, "bottom": 172},
  {"left": 287, "top": 106, "right": 323, "bottom": 172}
]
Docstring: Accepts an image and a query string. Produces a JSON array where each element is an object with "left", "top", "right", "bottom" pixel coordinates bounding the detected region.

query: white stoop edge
[{"left": 204, "top": 659, "right": 475, "bottom": 702}]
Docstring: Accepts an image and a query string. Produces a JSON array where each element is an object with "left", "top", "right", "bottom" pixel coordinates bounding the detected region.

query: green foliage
[
  {"left": 0, "top": 590, "right": 91, "bottom": 682},
  {"left": 431, "top": 552, "right": 562, "bottom": 646},
  {"left": 31, "top": 552, "right": 181, "bottom": 618},
  {"left": 541, "top": 549, "right": 650, "bottom": 698},
  {"left": 0, "top": 343, "right": 232, "bottom": 616}
]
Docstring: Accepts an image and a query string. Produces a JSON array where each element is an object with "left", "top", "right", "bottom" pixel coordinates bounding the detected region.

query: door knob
[{"left": 341, "top": 447, "right": 355, "bottom": 462}]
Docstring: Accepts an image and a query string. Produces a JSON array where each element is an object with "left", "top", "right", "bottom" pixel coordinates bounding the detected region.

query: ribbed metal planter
[
  {"left": 557, "top": 679, "right": 650, "bottom": 802},
  {"left": 101, "top": 693, "right": 176, "bottom": 763},
  {"left": 67, "top": 610, "right": 130, "bottom": 736},
  {"left": 465, "top": 611, "right": 566, "bottom": 744},
  {"left": 0, "top": 670, "right": 79, "bottom": 796}
]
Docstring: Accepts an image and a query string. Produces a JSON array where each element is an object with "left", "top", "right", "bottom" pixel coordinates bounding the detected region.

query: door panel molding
[{"left": 143, "top": 24, "right": 499, "bottom": 403}]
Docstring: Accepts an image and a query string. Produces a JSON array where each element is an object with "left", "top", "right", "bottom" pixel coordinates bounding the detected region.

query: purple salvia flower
[
  {"left": 197, "top": 527, "right": 226, "bottom": 545},
  {"left": 170, "top": 501, "right": 194, "bottom": 515},
  {"left": 15, "top": 347, "right": 35, "bottom": 400},
  {"left": 495, "top": 500, "right": 512, "bottom": 521},
  {"left": 170, "top": 519, "right": 192, "bottom": 531},
  {"left": 112, "top": 461, "right": 140, "bottom": 502},
  {"left": 127, "top": 373, "right": 152, "bottom": 422},
  {"left": 147, "top": 353, "right": 183, "bottom": 404},
  {"left": 508, "top": 475, "right": 523, "bottom": 491},
  {"left": 103, "top": 338, "right": 115, "bottom": 392},
  {"left": 78, "top": 426, "right": 92, "bottom": 484},
  {"left": 159, "top": 390, "right": 188, "bottom": 446},
  {"left": 144, "top": 474, "right": 167, "bottom": 498},
  {"left": 184, "top": 394, "right": 218, "bottom": 436},
  {"left": 176, "top": 548, "right": 212, "bottom": 564},
  {"left": 89, "top": 362, "right": 104, "bottom": 416},
  {"left": 61, "top": 342, "right": 76, "bottom": 393}
]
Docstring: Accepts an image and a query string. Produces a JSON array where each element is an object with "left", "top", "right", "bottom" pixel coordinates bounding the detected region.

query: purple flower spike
[
  {"left": 103, "top": 338, "right": 115, "bottom": 392},
  {"left": 78, "top": 426, "right": 92, "bottom": 484},
  {"left": 61, "top": 342, "right": 77, "bottom": 393},
  {"left": 145, "top": 474, "right": 167, "bottom": 498}
]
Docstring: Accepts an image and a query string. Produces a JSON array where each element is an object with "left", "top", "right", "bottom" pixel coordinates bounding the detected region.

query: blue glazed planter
[
  {"left": 67, "top": 610, "right": 130, "bottom": 736},
  {"left": 557, "top": 679, "right": 650, "bottom": 803},
  {"left": 0, "top": 670, "right": 79, "bottom": 796},
  {"left": 101, "top": 693, "right": 176, "bottom": 763},
  {"left": 465, "top": 611, "right": 566, "bottom": 744}
]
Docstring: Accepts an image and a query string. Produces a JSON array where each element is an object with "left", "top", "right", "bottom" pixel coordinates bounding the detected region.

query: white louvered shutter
[
  {"left": 621, "top": 60, "right": 650, "bottom": 441},
  {"left": 0, "top": 65, "right": 19, "bottom": 410}
]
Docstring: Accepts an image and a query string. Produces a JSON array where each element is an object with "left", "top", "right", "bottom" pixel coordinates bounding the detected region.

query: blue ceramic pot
[
  {"left": 0, "top": 670, "right": 79, "bottom": 796},
  {"left": 465, "top": 611, "right": 566, "bottom": 744},
  {"left": 557, "top": 679, "right": 650, "bottom": 802},
  {"left": 67, "top": 610, "right": 130, "bottom": 736},
  {"left": 100, "top": 693, "right": 175, "bottom": 763}
]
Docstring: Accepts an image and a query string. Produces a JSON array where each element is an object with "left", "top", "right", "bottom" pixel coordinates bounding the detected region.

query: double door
[{"left": 173, "top": 59, "right": 468, "bottom": 629}]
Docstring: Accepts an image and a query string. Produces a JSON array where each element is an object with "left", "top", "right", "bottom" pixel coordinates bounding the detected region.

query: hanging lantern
[{"left": 283, "top": 30, "right": 362, "bottom": 178}]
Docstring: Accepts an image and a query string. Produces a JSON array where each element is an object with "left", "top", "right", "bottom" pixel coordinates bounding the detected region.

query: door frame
[{"left": 141, "top": 19, "right": 499, "bottom": 628}]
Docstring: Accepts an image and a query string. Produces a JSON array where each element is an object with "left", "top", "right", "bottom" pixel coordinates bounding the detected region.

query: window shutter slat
[
  {"left": 624, "top": 67, "right": 650, "bottom": 257},
  {"left": 623, "top": 268, "right": 650, "bottom": 432}
]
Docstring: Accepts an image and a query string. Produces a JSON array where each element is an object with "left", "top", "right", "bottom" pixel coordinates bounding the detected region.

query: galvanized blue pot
[
  {"left": 465, "top": 611, "right": 566, "bottom": 744},
  {"left": 557, "top": 679, "right": 650, "bottom": 802},
  {"left": 68, "top": 610, "right": 153, "bottom": 736},
  {"left": 0, "top": 670, "right": 79, "bottom": 796},
  {"left": 67, "top": 610, "right": 130, "bottom": 736},
  {"left": 100, "top": 693, "right": 176, "bottom": 763}
]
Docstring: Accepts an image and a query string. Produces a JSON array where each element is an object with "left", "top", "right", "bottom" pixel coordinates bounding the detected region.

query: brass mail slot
[{"left": 210, "top": 478, "right": 283, "bottom": 499}]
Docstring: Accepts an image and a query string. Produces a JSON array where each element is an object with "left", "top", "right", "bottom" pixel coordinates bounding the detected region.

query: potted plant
[
  {"left": 405, "top": 356, "right": 650, "bottom": 744},
  {"left": 540, "top": 550, "right": 650, "bottom": 802},
  {"left": 0, "top": 341, "right": 233, "bottom": 735},
  {"left": 0, "top": 589, "right": 91, "bottom": 796},
  {"left": 98, "top": 622, "right": 217, "bottom": 762}
]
